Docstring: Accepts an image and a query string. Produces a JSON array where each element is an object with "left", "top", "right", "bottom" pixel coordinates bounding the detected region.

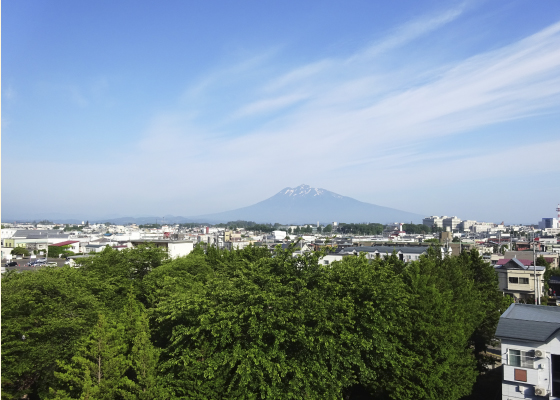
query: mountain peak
[
  {"left": 279, "top": 184, "right": 333, "bottom": 198},
  {"left": 188, "top": 184, "right": 423, "bottom": 224}
]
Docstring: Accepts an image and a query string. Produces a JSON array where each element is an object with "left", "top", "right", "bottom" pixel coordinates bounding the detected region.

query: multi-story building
[
  {"left": 539, "top": 218, "right": 559, "bottom": 230},
  {"left": 422, "top": 216, "right": 444, "bottom": 229},
  {"left": 458, "top": 220, "right": 476, "bottom": 232},
  {"left": 443, "top": 216, "right": 461, "bottom": 232}
]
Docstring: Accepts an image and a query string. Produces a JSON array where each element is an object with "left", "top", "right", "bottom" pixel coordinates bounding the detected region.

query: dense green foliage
[
  {"left": 214, "top": 220, "right": 280, "bottom": 232},
  {"left": 2, "top": 243, "right": 509, "bottom": 399},
  {"left": 11, "top": 247, "right": 30, "bottom": 256},
  {"left": 48, "top": 245, "right": 75, "bottom": 258},
  {"left": 63, "top": 225, "right": 83, "bottom": 232},
  {"left": 337, "top": 223, "right": 384, "bottom": 235},
  {"left": 288, "top": 226, "right": 314, "bottom": 234}
]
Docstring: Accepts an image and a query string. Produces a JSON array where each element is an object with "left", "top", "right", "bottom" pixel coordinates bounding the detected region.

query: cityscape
[{"left": 3, "top": 1, "right": 560, "bottom": 399}]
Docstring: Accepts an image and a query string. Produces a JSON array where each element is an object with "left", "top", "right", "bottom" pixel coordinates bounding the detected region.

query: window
[
  {"left": 509, "top": 349, "right": 534, "bottom": 368},
  {"left": 552, "top": 354, "right": 560, "bottom": 396},
  {"left": 519, "top": 278, "right": 529, "bottom": 284},
  {"left": 509, "top": 277, "right": 519, "bottom": 284}
]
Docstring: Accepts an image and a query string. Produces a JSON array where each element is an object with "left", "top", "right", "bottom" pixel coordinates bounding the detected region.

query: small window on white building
[
  {"left": 509, "top": 349, "right": 533, "bottom": 368},
  {"left": 509, "top": 277, "right": 519, "bottom": 284},
  {"left": 519, "top": 278, "right": 529, "bottom": 284}
]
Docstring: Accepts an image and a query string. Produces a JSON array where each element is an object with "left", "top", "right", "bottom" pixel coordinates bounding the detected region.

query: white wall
[
  {"left": 168, "top": 242, "right": 194, "bottom": 259},
  {"left": 501, "top": 335, "right": 560, "bottom": 399},
  {"left": 272, "top": 230, "right": 287, "bottom": 240}
]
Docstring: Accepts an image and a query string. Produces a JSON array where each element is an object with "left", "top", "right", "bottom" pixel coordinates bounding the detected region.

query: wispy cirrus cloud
[
  {"left": 232, "top": 93, "right": 309, "bottom": 118},
  {"left": 8, "top": 5, "right": 559, "bottom": 221},
  {"left": 128, "top": 9, "right": 560, "bottom": 214}
]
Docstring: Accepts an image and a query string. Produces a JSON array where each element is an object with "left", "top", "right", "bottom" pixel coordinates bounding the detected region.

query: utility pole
[{"left": 533, "top": 239, "right": 538, "bottom": 305}]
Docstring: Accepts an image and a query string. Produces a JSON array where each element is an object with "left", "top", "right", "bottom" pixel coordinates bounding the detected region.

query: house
[
  {"left": 50, "top": 240, "right": 80, "bottom": 253},
  {"left": 4, "top": 230, "right": 71, "bottom": 253},
  {"left": 494, "top": 258, "right": 546, "bottom": 302},
  {"left": 504, "top": 251, "right": 560, "bottom": 269},
  {"left": 496, "top": 303, "right": 560, "bottom": 398},
  {"left": 85, "top": 244, "right": 109, "bottom": 253}
]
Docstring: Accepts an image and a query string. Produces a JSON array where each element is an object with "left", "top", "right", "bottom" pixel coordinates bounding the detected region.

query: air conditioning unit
[
  {"left": 534, "top": 386, "right": 547, "bottom": 396},
  {"left": 535, "top": 349, "right": 544, "bottom": 358}
]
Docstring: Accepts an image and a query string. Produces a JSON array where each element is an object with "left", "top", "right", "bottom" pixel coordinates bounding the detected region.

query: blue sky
[{"left": 2, "top": 0, "right": 560, "bottom": 223}]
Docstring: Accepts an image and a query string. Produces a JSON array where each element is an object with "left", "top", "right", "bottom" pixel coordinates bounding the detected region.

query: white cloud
[
  {"left": 232, "top": 93, "right": 309, "bottom": 118},
  {"left": 7, "top": 7, "right": 560, "bottom": 220},
  {"left": 128, "top": 14, "right": 560, "bottom": 214}
]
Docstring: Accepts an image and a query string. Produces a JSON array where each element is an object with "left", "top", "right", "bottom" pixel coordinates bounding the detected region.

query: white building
[
  {"left": 443, "top": 216, "right": 461, "bottom": 231},
  {"left": 496, "top": 303, "right": 560, "bottom": 399},
  {"left": 271, "top": 230, "right": 287, "bottom": 240},
  {"left": 422, "top": 216, "right": 444, "bottom": 228},
  {"left": 458, "top": 220, "right": 477, "bottom": 231}
]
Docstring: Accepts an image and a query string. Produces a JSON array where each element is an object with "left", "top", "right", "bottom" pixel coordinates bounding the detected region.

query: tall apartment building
[
  {"left": 459, "top": 220, "right": 477, "bottom": 231},
  {"left": 422, "top": 216, "right": 444, "bottom": 228},
  {"left": 443, "top": 216, "right": 462, "bottom": 232}
]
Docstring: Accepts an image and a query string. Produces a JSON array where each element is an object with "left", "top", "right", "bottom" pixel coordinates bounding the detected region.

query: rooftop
[{"left": 495, "top": 303, "right": 560, "bottom": 342}]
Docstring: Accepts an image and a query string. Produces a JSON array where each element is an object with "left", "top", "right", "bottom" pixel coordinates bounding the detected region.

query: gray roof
[
  {"left": 13, "top": 229, "right": 67, "bottom": 238},
  {"left": 495, "top": 303, "right": 560, "bottom": 342},
  {"left": 339, "top": 246, "right": 429, "bottom": 255}
]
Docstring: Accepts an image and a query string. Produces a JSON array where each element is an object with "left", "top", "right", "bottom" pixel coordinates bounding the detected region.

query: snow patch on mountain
[{"left": 280, "top": 184, "right": 342, "bottom": 199}]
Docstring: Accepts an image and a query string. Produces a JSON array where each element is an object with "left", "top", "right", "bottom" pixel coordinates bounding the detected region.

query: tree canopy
[
  {"left": 10, "top": 247, "right": 30, "bottom": 257},
  {"left": 2, "top": 243, "right": 508, "bottom": 399}
]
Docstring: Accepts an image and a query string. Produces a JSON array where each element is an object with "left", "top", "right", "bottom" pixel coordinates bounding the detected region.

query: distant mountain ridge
[
  {"left": 185, "top": 184, "right": 423, "bottom": 224},
  {"left": 5, "top": 185, "right": 423, "bottom": 225}
]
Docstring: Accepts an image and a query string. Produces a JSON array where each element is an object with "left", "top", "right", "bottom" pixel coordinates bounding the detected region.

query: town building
[
  {"left": 443, "top": 216, "right": 462, "bottom": 231},
  {"left": 422, "top": 216, "right": 444, "bottom": 229},
  {"left": 496, "top": 303, "right": 560, "bottom": 398},
  {"left": 494, "top": 258, "right": 546, "bottom": 302}
]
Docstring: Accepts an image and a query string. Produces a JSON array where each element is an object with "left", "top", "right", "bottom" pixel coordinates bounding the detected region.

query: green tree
[
  {"left": 149, "top": 245, "right": 405, "bottom": 398},
  {"left": 540, "top": 255, "right": 555, "bottom": 295},
  {"left": 128, "top": 311, "right": 169, "bottom": 399},
  {"left": 79, "top": 245, "right": 168, "bottom": 308},
  {"left": 452, "top": 236, "right": 460, "bottom": 243},
  {"left": 1, "top": 268, "right": 102, "bottom": 398},
  {"left": 144, "top": 244, "right": 500, "bottom": 399},
  {"left": 459, "top": 249, "right": 512, "bottom": 371},
  {"left": 50, "top": 314, "right": 132, "bottom": 400},
  {"left": 324, "top": 224, "right": 332, "bottom": 233},
  {"left": 48, "top": 245, "right": 75, "bottom": 258},
  {"left": 11, "top": 247, "right": 30, "bottom": 257}
]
